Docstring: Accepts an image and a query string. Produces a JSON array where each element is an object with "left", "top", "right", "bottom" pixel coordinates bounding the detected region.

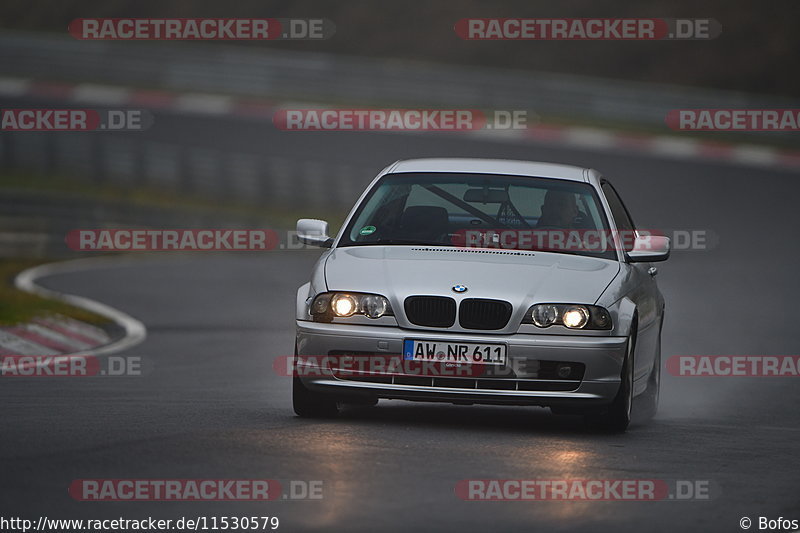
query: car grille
[
  {"left": 458, "top": 298, "right": 513, "bottom": 330},
  {"left": 404, "top": 296, "right": 456, "bottom": 328}
]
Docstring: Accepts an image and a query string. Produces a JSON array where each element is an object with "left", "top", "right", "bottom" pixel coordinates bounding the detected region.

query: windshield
[{"left": 339, "top": 172, "right": 617, "bottom": 259}]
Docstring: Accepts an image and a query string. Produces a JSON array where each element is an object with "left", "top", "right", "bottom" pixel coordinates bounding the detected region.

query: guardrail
[
  {"left": 0, "top": 129, "right": 377, "bottom": 211},
  {"left": 1, "top": 30, "right": 798, "bottom": 215},
  {"left": 2, "top": 30, "right": 797, "bottom": 126}
]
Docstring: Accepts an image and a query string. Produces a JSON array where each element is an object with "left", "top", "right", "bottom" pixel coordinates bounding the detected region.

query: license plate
[{"left": 403, "top": 339, "right": 507, "bottom": 365}]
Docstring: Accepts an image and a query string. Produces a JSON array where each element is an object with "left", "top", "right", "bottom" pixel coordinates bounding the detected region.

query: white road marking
[
  {"left": 0, "top": 77, "right": 31, "bottom": 96},
  {"left": 732, "top": 146, "right": 779, "bottom": 166},
  {"left": 174, "top": 94, "right": 234, "bottom": 115},
  {"left": 72, "top": 84, "right": 133, "bottom": 106}
]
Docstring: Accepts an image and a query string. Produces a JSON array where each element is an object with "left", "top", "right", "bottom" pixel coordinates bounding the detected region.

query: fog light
[{"left": 557, "top": 365, "right": 573, "bottom": 378}]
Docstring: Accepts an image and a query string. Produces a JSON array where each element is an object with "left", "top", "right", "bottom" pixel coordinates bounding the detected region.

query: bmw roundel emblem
[{"left": 452, "top": 284, "right": 468, "bottom": 293}]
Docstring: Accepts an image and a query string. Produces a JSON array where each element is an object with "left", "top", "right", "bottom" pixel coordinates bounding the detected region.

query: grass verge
[
  {"left": 0, "top": 258, "right": 111, "bottom": 327},
  {"left": 0, "top": 172, "right": 348, "bottom": 231}
]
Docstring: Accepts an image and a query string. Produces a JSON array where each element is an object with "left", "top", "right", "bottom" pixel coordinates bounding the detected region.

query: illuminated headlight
[
  {"left": 562, "top": 306, "right": 589, "bottom": 329},
  {"left": 527, "top": 304, "right": 612, "bottom": 330},
  {"left": 331, "top": 294, "right": 358, "bottom": 317},
  {"left": 311, "top": 292, "right": 393, "bottom": 320}
]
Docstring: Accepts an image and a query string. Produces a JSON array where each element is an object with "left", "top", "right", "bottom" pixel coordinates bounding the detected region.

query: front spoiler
[{"left": 295, "top": 320, "right": 627, "bottom": 406}]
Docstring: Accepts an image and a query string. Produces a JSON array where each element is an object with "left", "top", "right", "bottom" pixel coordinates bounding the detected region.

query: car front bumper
[{"left": 295, "top": 321, "right": 627, "bottom": 407}]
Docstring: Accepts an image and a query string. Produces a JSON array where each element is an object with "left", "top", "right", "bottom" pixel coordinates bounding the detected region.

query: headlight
[
  {"left": 362, "top": 294, "right": 389, "bottom": 319},
  {"left": 527, "top": 304, "right": 612, "bottom": 330},
  {"left": 331, "top": 294, "right": 358, "bottom": 317},
  {"left": 311, "top": 292, "right": 393, "bottom": 321},
  {"left": 562, "top": 306, "right": 589, "bottom": 329},
  {"left": 531, "top": 304, "right": 559, "bottom": 327}
]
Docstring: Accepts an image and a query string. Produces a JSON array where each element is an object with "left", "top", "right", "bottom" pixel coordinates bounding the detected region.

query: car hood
[{"left": 324, "top": 246, "right": 620, "bottom": 309}]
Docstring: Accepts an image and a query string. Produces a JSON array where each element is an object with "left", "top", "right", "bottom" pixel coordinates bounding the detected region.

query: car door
[{"left": 601, "top": 179, "right": 662, "bottom": 387}]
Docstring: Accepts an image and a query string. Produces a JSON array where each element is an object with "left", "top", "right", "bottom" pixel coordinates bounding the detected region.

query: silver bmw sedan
[{"left": 292, "top": 158, "right": 669, "bottom": 431}]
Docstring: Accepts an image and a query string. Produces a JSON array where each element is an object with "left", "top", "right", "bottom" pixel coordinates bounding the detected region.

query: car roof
[{"left": 386, "top": 158, "right": 589, "bottom": 182}]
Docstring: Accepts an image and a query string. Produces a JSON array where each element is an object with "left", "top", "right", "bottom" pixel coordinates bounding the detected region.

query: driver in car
[{"left": 536, "top": 190, "right": 579, "bottom": 228}]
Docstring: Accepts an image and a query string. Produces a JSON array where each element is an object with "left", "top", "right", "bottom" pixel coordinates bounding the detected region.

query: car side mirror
[
  {"left": 626, "top": 233, "right": 670, "bottom": 262},
  {"left": 296, "top": 219, "right": 333, "bottom": 248}
]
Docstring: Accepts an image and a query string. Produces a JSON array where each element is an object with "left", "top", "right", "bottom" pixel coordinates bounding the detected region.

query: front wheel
[
  {"left": 638, "top": 324, "right": 662, "bottom": 421},
  {"left": 292, "top": 377, "right": 339, "bottom": 418},
  {"left": 586, "top": 329, "right": 635, "bottom": 432}
]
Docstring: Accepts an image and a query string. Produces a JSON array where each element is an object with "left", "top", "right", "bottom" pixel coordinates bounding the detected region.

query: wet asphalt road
[{"left": 2, "top": 106, "right": 800, "bottom": 531}]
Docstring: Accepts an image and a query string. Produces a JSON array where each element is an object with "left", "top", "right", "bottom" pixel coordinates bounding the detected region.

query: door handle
[{"left": 647, "top": 267, "right": 658, "bottom": 277}]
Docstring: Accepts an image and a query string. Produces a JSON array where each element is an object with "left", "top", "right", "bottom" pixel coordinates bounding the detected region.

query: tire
[
  {"left": 341, "top": 396, "right": 379, "bottom": 407},
  {"left": 292, "top": 344, "right": 339, "bottom": 418},
  {"left": 292, "top": 376, "right": 339, "bottom": 418},
  {"left": 638, "top": 320, "right": 662, "bottom": 421},
  {"left": 586, "top": 320, "right": 636, "bottom": 432}
]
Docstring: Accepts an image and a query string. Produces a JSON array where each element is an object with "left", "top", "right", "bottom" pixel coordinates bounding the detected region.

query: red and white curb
[
  {"left": 0, "top": 315, "right": 108, "bottom": 356},
  {"left": 1, "top": 76, "right": 798, "bottom": 171},
  {"left": 4, "top": 258, "right": 146, "bottom": 362}
]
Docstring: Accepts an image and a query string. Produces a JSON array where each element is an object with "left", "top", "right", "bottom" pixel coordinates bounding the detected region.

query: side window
[{"left": 601, "top": 181, "right": 636, "bottom": 251}]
